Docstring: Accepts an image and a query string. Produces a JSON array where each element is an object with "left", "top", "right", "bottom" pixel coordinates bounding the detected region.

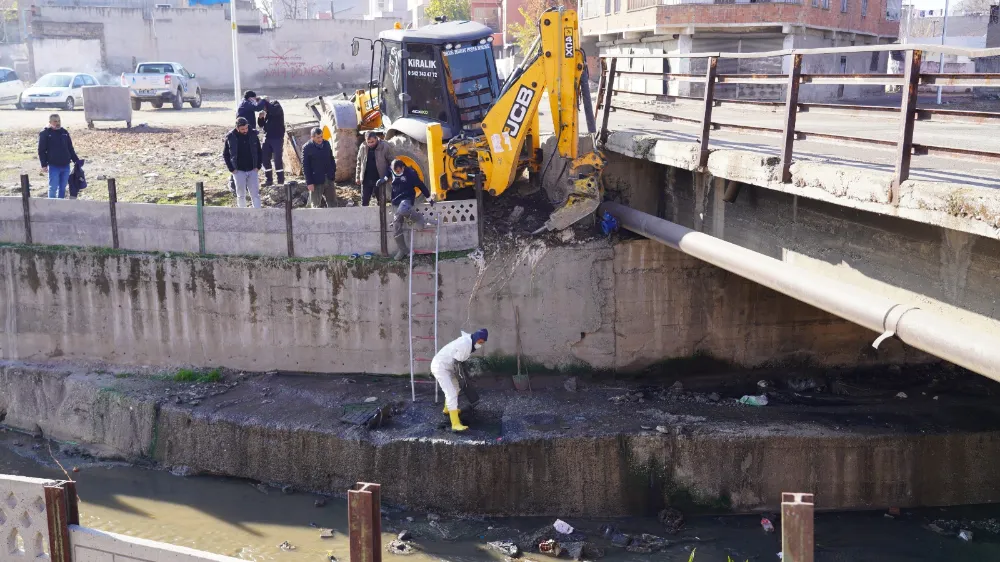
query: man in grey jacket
[{"left": 355, "top": 132, "right": 392, "bottom": 206}]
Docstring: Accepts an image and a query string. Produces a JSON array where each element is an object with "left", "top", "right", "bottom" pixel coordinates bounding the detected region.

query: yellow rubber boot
[
  {"left": 448, "top": 409, "right": 468, "bottom": 432},
  {"left": 443, "top": 404, "right": 449, "bottom": 415}
]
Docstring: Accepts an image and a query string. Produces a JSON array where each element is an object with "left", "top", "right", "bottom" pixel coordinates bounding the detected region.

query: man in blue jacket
[
  {"left": 257, "top": 98, "right": 285, "bottom": 186},
  {"left": 237, "top": 90, "right": 262, "bottom": 130},
  {"left": 377, "top": 158, "right": 436, "bottom": 260},
  {"left": 222, "top": 117, "right": 263, "bottom": 208},
  {"left": 38, "top": 114, "right": 80, "bottom": 199},
  {"left": 301, "top": 127, "right": 337, "bottom": 208}
]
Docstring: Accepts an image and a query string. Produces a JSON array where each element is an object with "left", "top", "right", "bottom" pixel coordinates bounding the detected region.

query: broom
[{"left": 512, "top": 304, "right": 531, "bottom": 391}]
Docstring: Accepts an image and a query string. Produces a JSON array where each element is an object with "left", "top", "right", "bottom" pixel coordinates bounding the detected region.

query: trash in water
[
  {"left": 319, "top": 529, "right": 334, "bottom": 539},
  {"left": 658, "top": 507, "right": 684, "bottom": 534},
  {"left": 757, "top": 380, "right": 770, "bottom": 390},
  {"left": 314, "top": 498, "right": 327, "bottom": 508},
  {"left": 888, "top": 506, "right": 901, "bottom": 517},
  {"left": 761, "top": 517, "right": 776, "bottom": 533},
  {"left": 739, "top": 395, "right": 769, "bottom": 406},
  {"left": 386, "top": 540, "right": 415, "bottom": 555},
  {"left": 553, "top": 519, "right": 575, "bottom": 534},
  {"left": 397, "top": 530, "right": 412, "bottom": 541},
  {"left": 364, "top": 396, "right": 378, "bottom": 403},
  {"left": 278, "top": 541, "right": 296, "bottom": 551},
  {"left": 959, "top": 530, "right": 973, "bottom": 541},
  {"left": 625, "top": 534, "right": 670, "bottom": 554},
  {"left": 539, "top": 539, "right": 561, "bottom": 557},
  {"left": 427, "top": 513, "right": 441, "bottom": 521},
  {"left": 564, "top": 377, "right": 578, "bottom": 392},
  {"left": 486, "top": 540, "right": 519, "bottom": 557},
  {"left": 895, "top": 392, "right": 908, "bottom": 399},
  {"left": 610, "top": 532, "right": 632, "bottom": 548}
]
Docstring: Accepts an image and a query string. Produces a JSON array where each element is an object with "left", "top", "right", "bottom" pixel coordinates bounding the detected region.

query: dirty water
[{"left": 1, "top": 434, "right": 999, "bottom": 562}]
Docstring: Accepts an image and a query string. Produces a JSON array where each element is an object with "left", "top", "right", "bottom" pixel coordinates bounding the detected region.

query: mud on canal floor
[{"left": 2, "top": 431, "right": 999, "bottom": 562}]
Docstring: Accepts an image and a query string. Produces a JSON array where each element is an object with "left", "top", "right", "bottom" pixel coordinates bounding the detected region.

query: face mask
[
  {"left": 392, "top": 168, "right": 404, "bottom": 177},
  {"left": 474, "top": 343, "right": 482, "bottom": 350}
]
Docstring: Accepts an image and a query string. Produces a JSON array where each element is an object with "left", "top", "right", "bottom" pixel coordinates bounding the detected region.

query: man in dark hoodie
[
  {"left": 236, "top": 90, "right": 262, "bottom": 130},
  {"left": 38, "top": 113, "right": 80, "bottom": 199},
  {"left": 301, "top": 127, "right": 338, "bottom": 208},
  {"left": 376, "top": 158, "right": 436, "bottom": 260},
  {"left": 222, "top": 117, "right": 264, "bottom": 208},
  {"left": 257, "top": 98, "right": 286, "bottom": 186}
]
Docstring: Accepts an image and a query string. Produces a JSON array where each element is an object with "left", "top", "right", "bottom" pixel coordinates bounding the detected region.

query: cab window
[
  {"left": 71, "top": 75, "right": 84, "bottom": 88},
  {"left": 380, "top": 40, "right": 404, "bottom": 122},
  {"left": 0, "top": 70, "right": 8, "bottom": 82},
  {"left": 405, "top": 43, "right": 449, "bottom": 122}
]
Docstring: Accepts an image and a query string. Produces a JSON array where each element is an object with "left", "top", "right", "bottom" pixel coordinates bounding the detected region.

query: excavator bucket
[{"left": 537, "top": 148, "right": 606, "bottom": 233}]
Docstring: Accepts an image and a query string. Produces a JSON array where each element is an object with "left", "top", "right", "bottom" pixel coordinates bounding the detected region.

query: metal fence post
[
  {"left": 781, "top": 492, "right": 815, "bottom": 562},
  {"left": 698, "top": 56, "right": 719, "bottom": 169},
  {"left": 348, "top": 482, "right": 382, "bottom": 562},
  {"left": 595, "top": 58, "right": 607, "bottom": 112},
  {"left": 20, "top": 173, "right": 32, "bottom": 244},
  {"left": 475, "top": 174, "right": 485, "bottom": 249},
  {"left": 107, "top": 178, "right": 119, "bottom": 249},
  {"left": 599, "top": 57, "right": 617, "bottom": 146},
  {"left": 44, "top": 482, "right": 73, "bottom": 562},
  {"left": 379, "top": 183, "right": 389, "bottom": 257},
  {"left": 892, "top": 49, "right": 922, "bottom": 204},
  {"left": 780, "top": 53, "right": 803, "bottom": 183},
  {"left": 285, "top": 183, "right": 295, "bottom": 257},
  {"left": 195, "top": 182, "right": 206, "bottom": 255}
]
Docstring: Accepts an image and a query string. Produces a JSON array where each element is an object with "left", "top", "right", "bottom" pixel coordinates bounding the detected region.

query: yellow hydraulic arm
[{"left": 426, "top": 8, "right": 604, "bottom": 232}]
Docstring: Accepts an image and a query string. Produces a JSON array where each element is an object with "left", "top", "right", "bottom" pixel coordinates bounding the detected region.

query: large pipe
[{"left": 599, "top": 201, "right": 1000, "bottom": 380}]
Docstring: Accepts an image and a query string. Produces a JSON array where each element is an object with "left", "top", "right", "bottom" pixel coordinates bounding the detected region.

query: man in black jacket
[
  {"left": 301, "top": 127, "right": 337, "bottom": 208},
  {"left": 236, "top": 90, "right": 262, "bottom": 130},
  {"left": 38, "top": 114, "right": 80, "bottom": 199},
  {"left": 377, "top": 158, "right": 436, "bottom": 260},
  {"left": 222, "top": 117, "right": 264, "bottom": 208},
  {"left": 257, "top": 98, "right": 286, "bottom": 187}
]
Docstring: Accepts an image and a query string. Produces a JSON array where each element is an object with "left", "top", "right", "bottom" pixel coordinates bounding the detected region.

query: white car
[
  {"left": 20, "top": 72, "right": 99, "bottom": 111},
  {"left": 0, "top": 67, "right": 25, "bottom": 107}
]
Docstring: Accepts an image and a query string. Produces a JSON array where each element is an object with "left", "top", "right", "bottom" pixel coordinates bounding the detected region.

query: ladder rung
[
  {"left": 413, "top": 380, "right": 436, "bottom": 384},
  {"left": 415, "top": 357, "right": 433, "bottom": 362},
  {"left": 413, "top": 336, "right": 435, "bottom": 340},
  {"left": 412, "top": 292, "right": 435, "bottom": 296},
  {"left": 410, "top": 271, "right": 433, "bottom": 276},
  {"left": 414, "top": 250, "right": 435, "bottom": 255},
  {"left": 413, "top": 314, "right": 435, "bottom": 318}
]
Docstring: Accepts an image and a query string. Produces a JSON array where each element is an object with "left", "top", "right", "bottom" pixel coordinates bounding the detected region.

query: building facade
[{"left": 581, "top": 0, "right": 903, "bottom": 101}]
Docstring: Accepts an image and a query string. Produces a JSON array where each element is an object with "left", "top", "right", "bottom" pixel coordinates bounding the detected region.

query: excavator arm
[{"left": 426, "top": 8, "right": 605, "bottom": 232}]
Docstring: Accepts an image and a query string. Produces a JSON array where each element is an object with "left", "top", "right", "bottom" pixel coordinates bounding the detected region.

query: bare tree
[
  {"left": 0, "top": 0, "right": 17, "bottom": 44},
  {"left": 953, "top": 0, "right": 995, "bottom": 15}
]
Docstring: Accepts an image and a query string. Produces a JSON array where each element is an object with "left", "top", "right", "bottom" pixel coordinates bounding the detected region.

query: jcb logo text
[{"left": 505, "top": 86, "right": 534, "bottom": 138}]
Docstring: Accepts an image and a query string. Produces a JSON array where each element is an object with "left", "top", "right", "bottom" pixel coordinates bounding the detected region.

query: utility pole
[
  {"left": 230, "top": 0, "right": 242, "bottom": 107},
  {"left": 937, "top": 0, "right": 950, "bottom": 104}
]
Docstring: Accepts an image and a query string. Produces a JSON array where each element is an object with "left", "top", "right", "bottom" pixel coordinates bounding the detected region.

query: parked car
[
  {"left": 20, "top": 72, "right": 99, "bottom": 111},
  {"left": 121, "top": 62, "right": 202, "bottom": 110},
  {"left": 0, "top": 67, "right": 25, "bottom": 108}
]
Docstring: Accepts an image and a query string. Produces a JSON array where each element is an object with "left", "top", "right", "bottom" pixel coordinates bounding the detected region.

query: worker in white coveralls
[{"left": 431, "top": 328, "right": 488, "bottom": 432}]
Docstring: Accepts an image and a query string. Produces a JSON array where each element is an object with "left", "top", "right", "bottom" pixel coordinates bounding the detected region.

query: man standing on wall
[
  {"left": 257, "top": 98, "right": 286, "bottom": 187},
  {"left": 222, "top": 117, "right": 264, "bottom": 208},
  {"left": 38, "top": 113, "right": 80, "bottom": 199},
  {"left": 355, "top": 131, "right": 391, "bottom": 206},
  {"left": 302, "top": 127, "right": 338, "bottom": 208}
]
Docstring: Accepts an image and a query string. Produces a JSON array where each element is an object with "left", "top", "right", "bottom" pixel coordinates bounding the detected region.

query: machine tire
[
  {"left": 386, "top": 134, "right": 429, "bottom": 187},
  {"left": 317, "top": 100, "right": 361, "bottom": 182},
  {"left": 190, "top": 89, "right": 202, "bottom": 108},
  {"left": 151, "top": 101, "right": 163, "bottom": 109},
  {"left": 172, "top": 89, "right": 183, "bottom": 110},
  {"left": 131, "top": 99, "right": 142, "bottom": 111}
]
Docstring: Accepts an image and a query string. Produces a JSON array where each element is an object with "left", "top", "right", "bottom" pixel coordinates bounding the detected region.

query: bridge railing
[{"left": 596, "top": 43, "right": 1000, "bottom": 205}]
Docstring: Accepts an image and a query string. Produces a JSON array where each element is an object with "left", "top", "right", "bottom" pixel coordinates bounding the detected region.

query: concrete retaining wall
[
  {"left": 0, "top": 197, "right": 477, "bottom": 257},
  {"left": 70, "top": 526, "right": 243, "bottom": 562},
  {"left": 0, "top": 239, "right": 919, "bottom": 374}
]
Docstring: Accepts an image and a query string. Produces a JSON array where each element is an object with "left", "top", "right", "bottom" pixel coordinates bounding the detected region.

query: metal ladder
[{"left": 407, "top": 219, "right": 441, "bottom": 402}]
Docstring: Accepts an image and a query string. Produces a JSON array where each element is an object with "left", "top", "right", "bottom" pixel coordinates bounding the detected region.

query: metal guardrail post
[
  {"left": 781, "top": 492, "right": 815, "bottom": 562},
  {"left": 475, "top": 174, "right": 485, "bottom": 249},
  {"left": 20, "top": 173, "right": 32, "bottom": 244},
  {"left": 195, "top": 182, "right": 206, "bottom": 255},
  {"left": 595, "top": 58, "right": 607, "bottom": 112},
  {"left": 379, "top": 183, "right": 389, "bottom": 257},
  {"left": 44, "top": 482, "right": 74, "bottom": 562},
  {"left": 780, "top": 53, "right": 803, "bottom": 183},
  {"left": 599, "top": 57, "right": 617, "bottom": 145},
  {"left": 107, "top": 178, "right": 119, "bottom": 249},
  {"left": 698, "top": 56, "right": 718, "bottom": 168},
  {"left": 348, "top": 482, "right": 382, "bottom": 562},
  {"left": 284, "top": 183, "right": 295, "bottom": 257},
  {"left": 892, "top": 49, "right": 922, "bottom": 203}
]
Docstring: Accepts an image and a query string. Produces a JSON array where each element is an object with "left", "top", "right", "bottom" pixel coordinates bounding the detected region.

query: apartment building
[{"left": 581, "top": 0, "right": 903, "bottom": 101}]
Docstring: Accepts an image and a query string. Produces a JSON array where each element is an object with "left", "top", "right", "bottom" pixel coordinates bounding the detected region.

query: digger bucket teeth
[{"left": 540, "top": 172, "right": 602, "bottom": 233}]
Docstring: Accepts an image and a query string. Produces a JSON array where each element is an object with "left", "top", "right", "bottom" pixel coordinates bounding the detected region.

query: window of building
[
  {"left": 841, "top": 0, "right": 848, "bottom": 12},
  {"left": 376, "top": 0, "right": 388, "bottom": 12},
  {"left": 861, "top": 0, "right": 867, "bottom": 16},
  {"left": 812, "top": 0, "right": 819, "bottom": 7},
  {"left": 614, "top": 0, "right": 620, "bottom": 12},
  {"left": 822, "top": 0, "right": 830, "bottom": 8},
  {"left": 605, "top": 0, "right": 611, "bottom": 15}
]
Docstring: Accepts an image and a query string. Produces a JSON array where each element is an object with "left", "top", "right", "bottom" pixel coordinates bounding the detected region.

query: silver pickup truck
[{"left": 120, "top": 62, "right": 202, "bottom": 110}]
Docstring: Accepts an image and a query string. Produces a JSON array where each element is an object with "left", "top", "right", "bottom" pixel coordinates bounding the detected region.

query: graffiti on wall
[{"left": 258, "top": 48, "right": 339, "bottom": 79}]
